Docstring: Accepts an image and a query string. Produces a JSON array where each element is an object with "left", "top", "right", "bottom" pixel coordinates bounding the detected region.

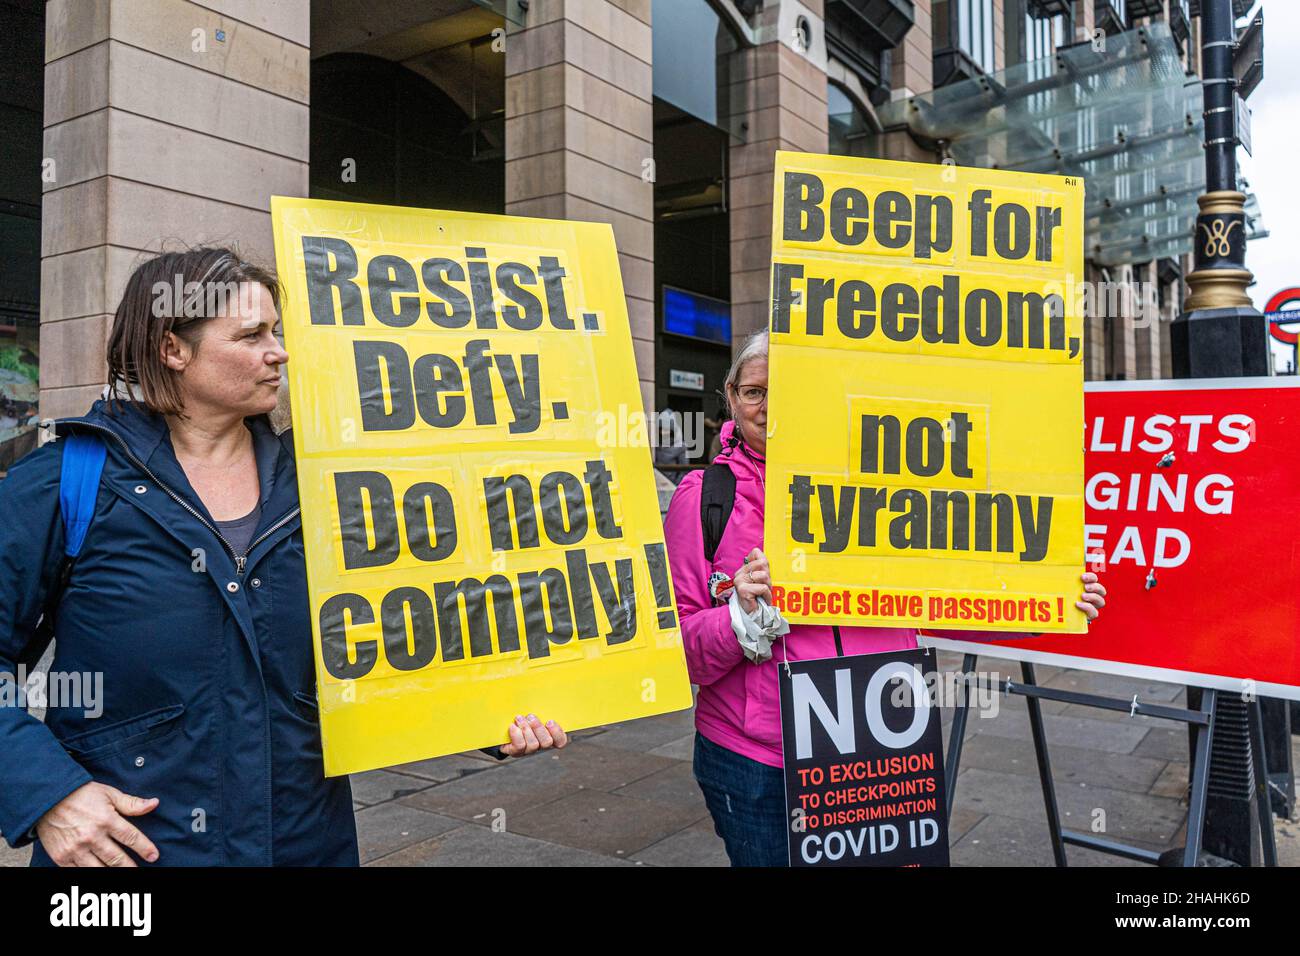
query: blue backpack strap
[
  {"left": 20, "top": 432, "right": 106, "bottom": 668},
  {"left": 58, "top": 432, "right": 107, "bottom": 557}
]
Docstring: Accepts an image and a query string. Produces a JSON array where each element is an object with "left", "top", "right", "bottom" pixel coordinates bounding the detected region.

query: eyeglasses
[{"left": 731, "top": 384, "right": 767, "bottom": 406}]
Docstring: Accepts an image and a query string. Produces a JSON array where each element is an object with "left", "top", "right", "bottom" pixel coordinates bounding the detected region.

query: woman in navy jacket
[{"left": 0, "top": 248, "right": 567, "bottom": 866}]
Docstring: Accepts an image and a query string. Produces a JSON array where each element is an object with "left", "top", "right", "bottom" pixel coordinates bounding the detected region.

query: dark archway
[
  {"left": 0, "top": 0, "right": 43, "bottom": 471},
  {"left": 651, "top": 0, "right": 746, "bottom": 466},
  {"left": 309, "top": 53, "right": 503, "bottom": 214}
]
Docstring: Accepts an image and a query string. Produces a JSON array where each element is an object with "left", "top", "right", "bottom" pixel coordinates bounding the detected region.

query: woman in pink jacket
[{"left": 663, "top": 330, "right": 1107, "bottom": 866}]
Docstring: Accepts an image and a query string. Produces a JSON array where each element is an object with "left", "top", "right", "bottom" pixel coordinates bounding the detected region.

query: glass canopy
[
  {"left": 469, "top": 0, "right": 526, "bottom": 27},
  {"left": 876, "top": 22, "right": 1265, "bottom": 267}
]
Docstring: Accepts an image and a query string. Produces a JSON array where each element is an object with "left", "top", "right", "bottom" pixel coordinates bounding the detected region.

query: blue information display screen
[{"left": 662, "top": 286, "right": 731, "bottom": 346}]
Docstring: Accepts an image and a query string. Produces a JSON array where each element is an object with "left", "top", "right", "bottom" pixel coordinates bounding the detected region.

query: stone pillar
[
  {"left": 39, "top": 0, "right": 310, "bottom": 421},
  {"left": 877, "top": 0, "right": 936, "bottom": 164},
  {"left": 1083, "top": 263, "right": 1107, "bottom": 381},
  {"left": 1073, "top": 0, "right": 1096, "bottom": 42},
  {"left": 1111, "top": 264, "right": 1138, "bottom": 379},
  {"left": 1159, "top": 279, "right": 1176, "bottom": 379},
  {"left": 728, "top": 1, "right": 830, "bottom": 350},
  {"left": 1132, "top": 260, "right": 1161, "bottom": 379},
  {"left": 993, "top": 0, "right": 1006, "bottom": 72},
  {"left": 893, "top": 0, "right": 933, "bottom": 97},
  {"left": 503, "top": 0, "right": 655, "bottom": 410}
]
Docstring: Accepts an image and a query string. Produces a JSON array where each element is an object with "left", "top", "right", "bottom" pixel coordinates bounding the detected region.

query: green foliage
[{"left": 0, "top": 345, "right": 38, "bottom": 384}]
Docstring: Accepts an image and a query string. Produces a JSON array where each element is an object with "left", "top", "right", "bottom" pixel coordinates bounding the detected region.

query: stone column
[
  {"left": 993, "top": 0, "right": 1006, "bottom": 72},
  {"left": 40, "top": 0, "right": 310, "bottom": 421},
  {"left": 1111, "top": 264, "right": 1138, "bottom": 379},
  {"left": 503, "top": 0, "right": 656, "bottom": 410},
  {"left": 1132, "top": 260, "right": 1161, "bottom": 379},
  {"left": 877, "top": 0, "right": 935, "bottom": 164},
  {"left": 1159, "top": 279, "right": 1176, "bottom": 379},
  {"left": 893, "top": 0, "right": 933, "bottom": 97},
  {"left": 727, "top": 1, "right": 830, "bottom": 350},
  {"left": 1083, "top": 263, "right": 1107, "bottom": 381},
  {"left": 1073, "top": 0, "right": 1096, "bottom": 42}
]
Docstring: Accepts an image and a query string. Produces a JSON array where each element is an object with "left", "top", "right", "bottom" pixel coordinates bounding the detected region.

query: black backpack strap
[{"left": 699, "top": 463, "right": 737, "bottom": 564}]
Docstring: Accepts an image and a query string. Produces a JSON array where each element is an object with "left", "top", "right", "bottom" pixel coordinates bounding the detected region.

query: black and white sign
[{"left": 779, "top": 649, "right": 950, "bottom": 867}]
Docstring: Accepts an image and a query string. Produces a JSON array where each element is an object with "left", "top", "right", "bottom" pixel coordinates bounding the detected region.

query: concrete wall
[
  {"left": 1084, "top": 263, "right": 1107, "bottom": 381},
  {"left": 893, "top": 0, "right": 933, "bottom": 96},
  {"left": 34, "top": 0, "right": 1186, "bottom": 423},
  {"left": 504, "top": 0, "right": 656, "bottom": 411},
  {"left": 39, "top": 0, "right": 310, "bottom": 420},
  {"left": 728, "top": 0, "right": 830, "bottom": 350},
  {"left": 1131, "top": 260, "right": 1157, "bottom": 379}
]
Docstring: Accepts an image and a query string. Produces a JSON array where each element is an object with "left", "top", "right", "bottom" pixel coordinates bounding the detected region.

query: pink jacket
[{"left": 664, "top": 420, "right": 917, "bottom": 768}]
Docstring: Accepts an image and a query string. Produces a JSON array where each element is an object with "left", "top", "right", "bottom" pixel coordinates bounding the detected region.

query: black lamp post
[
  {"left": 1169, "top": 0, "right": 1277, "bottom": 868},
  {"left": 1172, "top": 0, "right": 1267, "bottom": 374}
]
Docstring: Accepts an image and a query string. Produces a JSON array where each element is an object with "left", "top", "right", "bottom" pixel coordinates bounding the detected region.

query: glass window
[
  {"left": 828, "top": 82, "right": 873, "bottom": 157},
  {"left": 652, "top": 0, "right": 736, "bottom": 130},
  {"left": 984, "top": 2, "right": 994, "bottom": 72},
  {"left": 956, "top": 0, "right": 995, "bottom": 73},
  {"left": 1024, "top": 11, "right": 1066, "bottom": 63}
]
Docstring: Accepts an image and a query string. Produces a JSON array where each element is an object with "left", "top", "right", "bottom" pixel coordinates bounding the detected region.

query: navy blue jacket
[{"left": 0, "top": 400, "right": 357, "bottom": 865}]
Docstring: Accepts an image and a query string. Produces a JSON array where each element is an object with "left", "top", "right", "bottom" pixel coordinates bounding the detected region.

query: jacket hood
[
  {"left": 59, "top": 398, "right": 287, "bottom": 462},
  {"left": 58, "top": 398, "right": 171, "bottom": 466},
  {"left": 55, "top": 399, "right": 295, "bottom": 519},
  {"left": 713, "top": 419, "right": 765, "bottom": 486}
]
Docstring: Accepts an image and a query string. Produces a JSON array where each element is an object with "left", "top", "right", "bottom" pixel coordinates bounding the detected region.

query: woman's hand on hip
[
  {"left": 36, "top": 782, "right": 160, "bottom": 867},
  {"left": 735, "top": 548, "right": 773, "bottom": 614},
  {"left": 500, "top": 714, "right": 569, "bottom": 757}
]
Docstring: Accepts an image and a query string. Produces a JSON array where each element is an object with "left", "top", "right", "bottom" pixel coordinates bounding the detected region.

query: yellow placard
[
  {"left": 271, "top": 197, "right": 693, "bottom": 775},
  {"left": 765, "top": 153, "right": 1087, "bottom": 633}
]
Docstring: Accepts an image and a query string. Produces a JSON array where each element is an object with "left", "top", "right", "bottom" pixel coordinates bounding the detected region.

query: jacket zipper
[
  {"left": 238, "top": 508, "right": 300, "bottom": 573},
  {"left": 61, "top": 420, "right": 300, "bottom": 576}
]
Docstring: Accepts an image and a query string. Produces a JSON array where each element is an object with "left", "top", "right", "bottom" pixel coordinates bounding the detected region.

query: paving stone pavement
[{"left": 3, "top": 652, "right": 1298, "bottom": 868}]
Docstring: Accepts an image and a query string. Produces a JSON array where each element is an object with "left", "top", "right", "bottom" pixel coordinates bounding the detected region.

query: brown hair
[{"left": 105, "top": 246, "right": 282, "bottom": 417}]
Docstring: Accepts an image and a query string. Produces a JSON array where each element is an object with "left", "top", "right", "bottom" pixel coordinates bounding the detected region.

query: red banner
[{"left": 922, "top": 378, "right": 1300, "bottom": 699}]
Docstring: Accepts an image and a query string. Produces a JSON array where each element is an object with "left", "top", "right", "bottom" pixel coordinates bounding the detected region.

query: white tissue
[{"left": 728, "top": 591, "right": 791, "bottom": 663}]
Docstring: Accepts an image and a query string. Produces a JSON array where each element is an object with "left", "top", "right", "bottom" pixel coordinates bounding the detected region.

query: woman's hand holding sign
[
  {"left": 734, "top": 548, "right": 773, "bottom": 614},
  {"left": 1076, "top": 571, "right": 1107, "bottom": 622},
  {"left": 739, "top": 552, "right": 1106, "bottom": 625},
  {"left": 500, "top": 714, "right": 570, "bottom": 757}
]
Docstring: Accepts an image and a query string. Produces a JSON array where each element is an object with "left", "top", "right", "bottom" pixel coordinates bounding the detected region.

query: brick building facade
[{"left": 0, "top": 0, "right": 1248, "bottom": 469}]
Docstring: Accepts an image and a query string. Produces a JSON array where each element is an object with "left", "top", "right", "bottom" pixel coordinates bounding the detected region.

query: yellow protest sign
[
  {"left": 765, "top": 152, "right": 1086, "bottom": 633},
  {"left": 271, "top": 197, "right": 693, "bottom": 775}
]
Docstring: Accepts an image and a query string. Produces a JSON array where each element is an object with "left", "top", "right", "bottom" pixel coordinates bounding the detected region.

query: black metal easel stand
[{"left": 943, "top": 654, "right": 1277, "bottom": 867}]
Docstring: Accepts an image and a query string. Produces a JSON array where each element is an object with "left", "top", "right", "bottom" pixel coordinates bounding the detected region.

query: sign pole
[
  {"left": 943, "top": 653, "right": 979, "bottom": 813},
  {"left": 1184, "top": 689, "right": 1214, "bottom": 867},
  {"left": 1248, "top": 699, "right": 1281, "bottom": 866},
  {"left": 1019, "top": 662, "right": 1068, "bottom": 867},
  {"left": 941, "top": 657, "right": 1255, "bottom": 866}
]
